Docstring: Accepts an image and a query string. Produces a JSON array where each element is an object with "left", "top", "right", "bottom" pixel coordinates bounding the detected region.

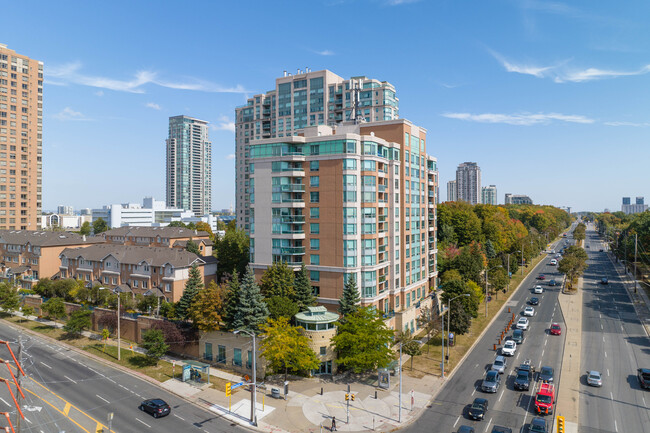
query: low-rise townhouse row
[
  {"left": 59, "top": 244, "right": 217, "bottom": 302},
  {"left": 101, "top": 226, "right": 212, "bottom": 249}
]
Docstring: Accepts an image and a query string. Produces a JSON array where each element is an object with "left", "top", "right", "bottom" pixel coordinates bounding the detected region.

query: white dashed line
[
  {"left": 472, "top": 387, "right": 477, "bottom": 396},
  {"left": 107, "top": 378, "right": 116, "bottom": 383},
  {"left": 604, "top": 352, "right": 607, "bottom": 358},
  {"left": 454, "top": 416, "right": 460, "bottom": 427},
  {"left": 541, "top": 349, "right": 545, "bottom": 357},
  {"left": 544, "top": 339, "right": 548, "bottom": 346},
  {"left": 0, "top": 397, "right": 9, "bottom": 406},
  {"left": 39, "top": 362, "right": 52, "bottom": 369},
  {"left": 64, "top": 375, "right": 77, "bottom": 384},
  {"left": 173, "top": 414, "right": 185, "bottom": 421},
  {"left": 601, "top": 324, "right": 604, "bottom": 330},
  {"left": 603, "top": 336, "right": 605, "bottom": 342},
  {"left": 615, "top": 420, "right": 618, "bottom": 432},
  {"left": 498, "top": 390, "right": 504, "bottom": 402},
  {"left": 119, "top": 384, "right": 128, "bottom": 390},
  {"left": 475, "top": 364, "right": 479, "bottom": 369},
  {"left": 135, "top": 418, "right": 151, "bottom": 428},
  {"left": 96, "top": 395, "right": 110, "bottom": 404},
  {"left": 607, "top": 369, "right": 610, "bottom": 377},
  {"left": 485, "top": 418, "right": 493, "bottom": 432},
  {"left": 610, "top": 392, "right": 614, "bottom": 401},
  {"left": 24, "top": 417, "right": 31, "bottom": 424}
]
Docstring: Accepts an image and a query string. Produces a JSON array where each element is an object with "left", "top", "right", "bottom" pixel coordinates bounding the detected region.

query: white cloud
[
  {"left": 442, "top": 112, "right": 594, "bottom": 126},
  {"left": 45, "top": 61, "right": 249, "bottom": 94},
  {"left": 225, "top": 154, "right": 236, "bottom": 160},
  {"left": 145, "top": 102, "right": 161, "bottom": 110},
  {"left": 491, "top": 50, "right": 650, "bottom": 83},
  {"left": 95, "top": 90, "right": 104, "bottom": 97},
  {"left": 604, "top": 121, "right": 650, "bottom": 127},
  {"left": 211, "top": 115, "right": 236, "bottom": 133},
  {"left": 315, "top": 49, "right": 335, "bottom": 56},
  {"left": 385, "top": 0, "right": 420, "bottom": 5},
  {"left": 52, "top": 107, "right": 89, "bottom": 121}
]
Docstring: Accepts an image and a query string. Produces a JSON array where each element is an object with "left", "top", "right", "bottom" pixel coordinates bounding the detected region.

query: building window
[
  {"left": 310, "top": 207, "right": 319, "bottom": 219},
  {"left": 217, "top": 345, "right": 226, "bottom": 363},
  {"left": 310, "top": 223, "right": 320, "bottom": 234},
  {"left": 320, "top": 346, "right": 327, "bottom": 355},
  {"left": 310, "top": 270, "right": 320, "bottom": 282},
  {"left": 165, "top": 283, "right": 171, "bottom": 292},
  {"left": 310, "top": 239, "right": 320, "bottom": 250},
  {"left": 310, "top": 161, "right": 319, "bottom": 171},
  {"left": 310, "top": 255, "right": 320, "bottom": 265},
  {"left": 233, "top": 348, "right": 242, "bottom": 366},
  {"left": 310, "top": 192, "right": 319, "bottom": 203}
]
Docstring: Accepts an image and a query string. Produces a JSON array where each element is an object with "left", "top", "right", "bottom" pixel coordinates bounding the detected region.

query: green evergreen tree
[
  {"left": 141, "top": 329, "right": 169, "bottom": 364},
  {"left": 222, "top": 270, "right": 240, "bottom": 330},
  {"left": 63, "top": 309, "right": 92, "bottom": 337},
  {"left": 232, "top": 266, "right": 269, "bottom": 334},
  {"left": 338, "top": 274, "right": 360, "bottom": 318},
  {"left": 293, "top": 263, "right": 315, "bottom": 311},
  {"left": 1, "top": 287, "right": 21, "bottom": 314},
  {"left": 185, "top": 239, "right": 200, "bottom": 255},
  {"left": 175, "top": 264, "right": 204, "bottom": 320},
  {"left": 259, "top": 261, "right": 295, "bottom": 298}
]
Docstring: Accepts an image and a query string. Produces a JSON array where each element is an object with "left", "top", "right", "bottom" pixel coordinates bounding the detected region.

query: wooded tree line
[
  {"left": 437, "top": 202, "right": 571, "bottom": 334},
  {"left": 597, "top": 211, "right": 650, "bottom": 273}
]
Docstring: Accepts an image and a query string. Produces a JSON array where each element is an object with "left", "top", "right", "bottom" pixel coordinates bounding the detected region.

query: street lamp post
[
  {"left": 485, "top": 266, "right": 502, "bottom": 318},
  {"left": 234, "top": 329, "right": 257, "bottom": 426},
  {"left": 117, "top": 291, "right": 121, "bottom": 361},
  {"left": 447, "top": 294, "right": 471, "bottom": 364}
]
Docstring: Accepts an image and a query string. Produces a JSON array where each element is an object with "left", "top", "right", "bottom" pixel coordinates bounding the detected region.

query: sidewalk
[{"left": 606, "top": 251, "right": 650, "bottom": 336}]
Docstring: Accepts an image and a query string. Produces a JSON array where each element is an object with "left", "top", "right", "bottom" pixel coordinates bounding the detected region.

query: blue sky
[{"left": 3, "top": 0, "right": 650, "bottom": 212}]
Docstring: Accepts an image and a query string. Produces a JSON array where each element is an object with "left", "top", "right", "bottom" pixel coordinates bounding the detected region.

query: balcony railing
[
  {"left": 274, "top": 184, "right": 305, "bottom": 192},
  {"left": 272, "top": 246, "right": 306, "bottom": 255},
  {"left": 278, "top": 215, "right": 305, "bottom": 224}
]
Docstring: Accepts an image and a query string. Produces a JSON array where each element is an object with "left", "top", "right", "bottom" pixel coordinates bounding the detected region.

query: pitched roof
[
  {"left": 0, "top": 230, "right": 105, "bottom": 247},
  {"left": 60, "top": 244, "right": 205, "bottom": 268},
  {"left": 173, "top": 238, "right": 214, "bottom": 247},
  {"left": 103, "top": 226, "right": 210, "bottom": 239}
]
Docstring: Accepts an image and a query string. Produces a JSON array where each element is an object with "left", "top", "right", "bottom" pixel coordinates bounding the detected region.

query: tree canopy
[
  {"left": 231, "top": 266, "right": 269, "bottom": 334},
  {"left": 176, "top": 264, "right": 204, "bottom": 320},
  {"left": 214, "top": 227, "right": 249, "bottom": 281},
  {"left": 338, "top": 275, "right": 360, "bottom": 318},
  {"left": 189, "top": 281, "right": 225, "bottom": 331}
]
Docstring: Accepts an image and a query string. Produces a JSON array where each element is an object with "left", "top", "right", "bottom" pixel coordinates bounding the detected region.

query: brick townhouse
[
  {"left": 59, "top": 244, "right": 217, "bottom": 302},
  {"left": 101, "top": 226, "right": 212, "bottom": 249},
  {"left": 0, "top": 230, "right": 104, "bottom": 289}
]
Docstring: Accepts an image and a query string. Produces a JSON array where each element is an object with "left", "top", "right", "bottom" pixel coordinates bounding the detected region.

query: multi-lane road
[
  {"left": 0, "top": 323, "right": 246, "bottom": 433},
  {"left": 579, "top": 225, "right": 650, "bottom": 433},
  {"left": 407, "top": 237, "right": 570, "bottom": 433}
]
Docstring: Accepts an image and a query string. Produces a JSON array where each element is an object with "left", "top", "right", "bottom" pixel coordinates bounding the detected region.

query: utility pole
[
  {"left": 398, "top": 343, "right": 402, "bottom": 423},
  {"left": 485, "top": 267, "right": 489, "bottom": 318},
  {"left": 441, "top": 308, "right": 445, "bottom": 379},
  {"left": 521, "top": 246, "right": 524, "bottom": 276},
  {"left": 507, "top": 254, "right": 510, "bottom": 292},
  {"left": 634, "top": 233, "right": 638, "bottom": 294},
  {"left": 117, "top": 293, "right": 121, "bottom": 361},
  {"left": 15, "top": 335, "right": 22, "bottom": 432}
]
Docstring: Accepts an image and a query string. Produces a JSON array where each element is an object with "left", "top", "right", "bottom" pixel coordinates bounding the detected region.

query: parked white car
[
  {"left": 502, "top": 340, "right": 517, "bottom": 356},
  {"left": 534, "top": 286, "right": 544, "bottom": 294},
  {"left": 523, "top": 306, "right": 535, "bottom": 317},
  {"left": 516, "top": 317, "right": 530, "bottom": 330}
]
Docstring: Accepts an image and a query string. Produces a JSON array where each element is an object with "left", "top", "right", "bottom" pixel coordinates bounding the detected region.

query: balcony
[
  {"left": 279, "top": 215, "right": 305, "bottom": 224},
  {"left": 272, "top": 246, "right": 306, "bottom": 255},
  {"left": 274, "top": 184, "right": 305, "bottom": 193}
]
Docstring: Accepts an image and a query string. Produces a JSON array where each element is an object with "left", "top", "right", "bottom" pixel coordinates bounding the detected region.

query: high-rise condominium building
[
  {"left": 57, "top": 205, "right": 73, "bottom": 215},
  {"left": 235, "top": 69, "right": 399, "bottom": 230},
  {"left": 621, "top": 196, "right": 648, "bottom": 214},
  {"left": 622, "top": 197, "right": 631, "bottom": 205},
  {"left": 447, "top": 180, "right": 457, "bottom": 202},
  {"left": 636, "top": 197, "right": 644, "bottom": 205},
  {"left": 166, "top": 115, "right": 212, "bottom": 216},
  {"left": 246, "top": 119, "right": 437, "bottom": 332},
  {"left": 481, "top": 185, "right": 497, "bottom": 205},
  {"left": 0, "top": 44, "right": 43, "bottom": 230},
  {"left": 456, "top": 162, "right": 481, "bottom": 205},
  {"left": 505, "top": 193, "right": 533, "bottom": 205}
]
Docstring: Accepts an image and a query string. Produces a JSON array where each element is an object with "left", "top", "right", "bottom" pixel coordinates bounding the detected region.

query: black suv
[
  {"left": 139, "top": 399, "right": 171, "bottom": 418},
  {"left": 514, "top": 364, "right": 533, "bottom": 391},
  {"left": 491, "top": 427, "right": 512, "bottom": 433},
  {"left": 512, "top": 329, "right": 525, "bottom": 344},
  {"left": 529, "top": 417, "right": 548, "bottom": 433}
]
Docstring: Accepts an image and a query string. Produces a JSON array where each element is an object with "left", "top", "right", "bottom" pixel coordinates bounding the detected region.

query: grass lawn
[{"left": 406, "top": 249, "right": 549, "bottom": 378}]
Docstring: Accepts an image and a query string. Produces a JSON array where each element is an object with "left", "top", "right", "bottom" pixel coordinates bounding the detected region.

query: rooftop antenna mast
[{"left": 350, "top": 80, "right": 365, "bottom": 125}]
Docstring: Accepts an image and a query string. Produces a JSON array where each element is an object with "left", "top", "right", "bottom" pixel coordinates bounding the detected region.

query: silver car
[
  {"left": 587, "top": 370, "right": 602, "bottom": 387},
  {"left": 482, "top": 370, "right": 501, "bottom": 393},
  {"left": 492, "top": 355, "right": 507, "bottom": 374}
]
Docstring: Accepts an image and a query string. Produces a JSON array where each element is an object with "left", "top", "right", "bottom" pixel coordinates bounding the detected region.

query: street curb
[{"left": 0, "top": 317, "right": 259, "bottom": 433}]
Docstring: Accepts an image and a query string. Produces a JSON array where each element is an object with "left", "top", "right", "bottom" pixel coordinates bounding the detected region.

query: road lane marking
[
  {"left": 516, "top": 352, "right": 520, "bottom": 359},
  {"left": 604, "top": 351, "right": 607, "bottom": 358},
  {"left": 607, "top": 369, "right": 610, "bottom": 376},
  {"left": 615, "top": 420, "right": 618, "bottom": 432},
  {"left": 107, "top": 378, "right": 116, "bottom": 383},
  {"left": 96, "top": 394, "right": 110, "bottom": 404},
  {"left": 0, "top": 397, "right": 9, "bottom": 406},
  {"left": 454, "top": 416, "right": 460, "bottom": 427},
  {"left": 475, "top": 363, "right": 479, "bottom": 369},
  {"left": 541, "top": 349, "right": 545, "bottom": 357},
  {"left": 40, "top": 362, "right": 52, "bottom": 369},
  {"left": 601, "top": 324, "right": 604, "bottom": 330},
  {"left": 63, "top": 402, "right": 71, "bottom": 416},
  {"left": 544, "top": 339, "right": 548, "bottom": 346},
  {"left": 173, "top": 413, "right": 185, "bottom": 421},
  {"left": 610, "top": 392, "right": 614, "bottom": 401},
  {"left": 63, "top": 375, "right": 78, "bottom": 384},
  {"left": 485, "top": 418, "right": 492, "bottom": 433},
  {"left": 24, "top": 417, "right": 31, "bottom": 424},
  {"left": 136, "top": 418, "right": 151, "bottom": 428},
  {"left": 643, "top": 396, "right": 646, "bottom": 407},
  {"left": 498, "top": 390, "right": 504, "bottom": 402},
  {"left": 603, "top": 336, "right": 605, "bottom": 342},
  {"left": 472, "top": 387, "right": 477, "bottom": 396}
]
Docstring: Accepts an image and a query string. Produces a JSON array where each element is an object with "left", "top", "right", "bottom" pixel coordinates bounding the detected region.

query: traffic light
[
  {"left": 556, "top": 415, "right": 565, "bottom": 433},
  {"left": 351, "top": 394, "right": 355, "bottom": 401},
  {"left": 345, "top": 393, "right": 349, "bottom": 401},
  {"left": 225, "top": 382, "right": 231, "bottom": 397}
]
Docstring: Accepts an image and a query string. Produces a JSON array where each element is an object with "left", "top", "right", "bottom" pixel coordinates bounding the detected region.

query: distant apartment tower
[
  {"left": 622, "top": 196, "right": 648, "bottom": 214},
  {"left": 481, "top": 185, "right": 497, "bottom": 205},
  {"left": 235, "top": 69, "right": 400, "bottom": 230},
  {"left": 456, "top": 162, "right": 481, "bottom": 205},
  {"left": 57, "top": 205, "right": 73, "bottom": 215},
  {"left": 246, "top": 119, "right": 437, "bottom": 333},
  {"left": 447, "top": 180, "right": 457, "bottom": 202},
  {"left": 505, "top": 193, "right": 533, "bottom": 205},
  {"left": 0, "top": 44, "right": 43, "bottom": 230},
  {"left": 166, "top": 116, "right": 212, "bottom": 216}
]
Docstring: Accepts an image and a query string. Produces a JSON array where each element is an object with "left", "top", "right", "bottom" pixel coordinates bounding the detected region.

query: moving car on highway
[
  {"left": 537, "top": 274, "right": 546, "bottom": 280},
  {"left": 529, "top": 297, "right": 539, "bottom": 305},
  {"left": 139, "top": 399, "right": 171, "bottom": 418},
  {"left": 550, "top": 323, "right": 562, "bottom": 335},
  {"left": 523, "top": 306, "right": 535, "bottom": 317},
  {"left": 587, "top": 370, "right": 602, "bottom": 387},
  {"left": 534, "top": 285, "right": 544, "bottom": 294},
  {"left": 514, "top": 362, "right": 533, "bottom": 391},
  {"left": 538, "top": 366, "right": 554, "bottom": 383},
  {"left": 468, "top": 398, "right": 488, "bottom": 420},
  {"left": 502, "top": 340, "right": 517, "bottom": 356},
  {"left": 534, "top": 382, "right": 555, "bottom": 415},
  {"left": 638, "top": 368, "right": 650, "bottom": 389},
  {"left": 516, "top": 317, "right": 530, "bottom": 330},
  {"left": 482, "top": 370, "right": 501, "bottom": 393},
  {"left": 512, "top": 329, "right": 525, "bottom": 344},
  {"left": 492, "top": 355, "right": 507, "bottom": 374},
  {"left": 529, "top": 417, "right": 548, "bottom": 433}
]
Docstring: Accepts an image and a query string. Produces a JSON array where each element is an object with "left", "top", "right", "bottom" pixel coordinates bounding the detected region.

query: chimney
[{"left": 283, "top": 70, "right": 287, "bottom": 77}]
